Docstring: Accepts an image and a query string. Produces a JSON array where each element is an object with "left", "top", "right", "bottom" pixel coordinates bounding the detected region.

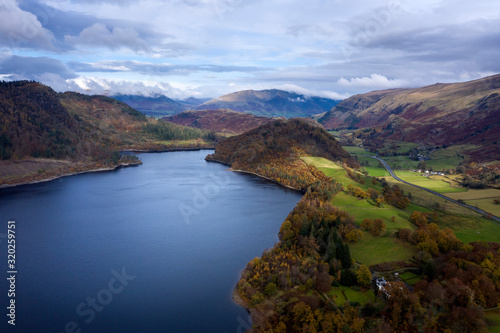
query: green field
[
  {"left": 383, "top": 175, "right": 476, "bottom": 215},
  {"left": 380, "top": 155, "right": 419, "bottom": 170},
  {"left": 367, "top": 141, "right": 473, "bottom": 172},
  {"left": 332, "top": 192, "right": 422, "bottom": 230},
  {"left": 439, "top": 213, "right": 500, "bottom": 243},
  {"left": 399, "top": 271, "right": 422, "bottom": 286},
  {"left": 327, "top": 286, "right": 376, "bottom": 305},
  {"left": 303, "top": 156, "right": 420, "bottom": 266},
  {"left": 349, "top": 233, "right": 416, "bottom": 265},
  {"left": 301, "top": 157, "right": 360, "bottom": 187},
  {"left": 425, "top": 145, "right": 477, "bottom": 171},
  {"left": 394, "top": 170, "right": 467, "bottom": 193},
  {"left": 364, "top": 166, "right": 390, "bottom": 177},
  {"left": 485, "top": 309, "right": 500, "bottom": 333},
  {"left": 342, "top": 146, "right": 376, "bottom": 155},
  {"left": 447, "top": 189, "right": 500, "bottom": 217},
  {"left": 303, "top": 155, "right": 500, "bottom": 257}
]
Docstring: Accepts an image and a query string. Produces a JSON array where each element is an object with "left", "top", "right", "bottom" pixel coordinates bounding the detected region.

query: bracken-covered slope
[
  {"left": 163, "top": 109, "right": 274, "bottom": 134},
  {"left": 59, "top": 92, "right": 148, "bottom": 147},
  {"left": 319, "top": 74, "right": 500, "bottom": 160},
  {"left": 197, "top": 89, "right": 340, "bottom": 118},
  {"left": 207, "top": 118, "right": 356, "bottom": 190}
]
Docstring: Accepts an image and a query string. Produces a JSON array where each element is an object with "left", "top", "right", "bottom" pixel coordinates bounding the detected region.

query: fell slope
[
  {"left": 197, "top": 89, "right": 340, "bottom": 117},
  {"left": 319, "top": 74, "right": 500, "bottom": 160},
  {"left": 59, "top": 92, "right": 148, "bottom": 147},
  {"left": 163, "top": 109, "right": 274, "bottom": 134},
  {"left": 207, "top": 118, "right": 356, "bottom": 190}
]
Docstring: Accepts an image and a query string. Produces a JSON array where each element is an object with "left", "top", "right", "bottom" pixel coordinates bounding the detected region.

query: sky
[{"left": 0, "top": 0, "right": 499, "bottom": 100}]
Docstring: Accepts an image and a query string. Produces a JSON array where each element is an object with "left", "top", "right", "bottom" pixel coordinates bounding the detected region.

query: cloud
[
  {"left": 65, "top": 23, "right": 150, "bottom": 52},
  {"left": 68, "top": 60, "right": 265, "bottom": 75},
  {"left": 64, "top": 76, "right": 200, "bottom": 99},
  {"left": 0, "top": 0, "right": 56, "bottom": 50},
  {"left": 337, "top": 74, "right": 408, "bottom": 89},
  {"left": 277, "top": 84, "right": 350, "bottom": 100},
  {"left": 0, "top": 55, "right": 77, "bottom": 80},
  {"left": 1, "top": 0, "right": 499, "bottom": 101}
]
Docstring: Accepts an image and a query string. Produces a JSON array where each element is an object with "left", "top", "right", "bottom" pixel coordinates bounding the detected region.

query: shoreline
[
  {"left": 207, "top": 157, "right": 305, "bottom": 332},
  {"left": 0, "top": 146, "right": 215, "bottom": 189},
  {"left": 231, "top": 169, "right": 302, "bottom": 192},
  {"left": 233, "top": 287, "right": 271, "bottom": 333},
  {"left": 0, "top": 161, "right": 141, "bottom": 189},
  {"left": 123, "top": 147, "right": 215, "bottom": 153},
  {"left": 205, "top": 158, "right": 304, "bottom": 193}
]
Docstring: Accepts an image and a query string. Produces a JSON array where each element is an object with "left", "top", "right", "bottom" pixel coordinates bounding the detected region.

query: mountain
[
  {"left": 163, "top": 109, "right": 274, "bottom": 134},
  {"left": 206, "top": 118, "right": 356, "bottom": 190},
  {"left": 319, "top": 74, "right": 500, "bottom": 160},
  {"left": 197, "top": 89, "right": 341, "bottom": 117},
  {"left": 175, "top": 97, "right": 212, "bottom": 109},
  {"left": 59, "top": 92, "right": 149, "bottom": 146},
  {"left": 0, "top": 81, "right": 215, "bottom": 186},
  {"left": 0, "top": 81, "right": 94, "bottom": 160},
  {"left": 113, "top": 94, "right": 188, "bottom": 116}
]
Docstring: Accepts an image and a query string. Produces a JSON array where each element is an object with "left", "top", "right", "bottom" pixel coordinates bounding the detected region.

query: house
[{"left": 375, "top": 277, "right": 387, "bottom": 290}]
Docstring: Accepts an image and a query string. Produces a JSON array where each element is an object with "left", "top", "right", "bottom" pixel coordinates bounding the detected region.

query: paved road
[{"left": 361, "top": 154, "right": 500, "bottom": 224}]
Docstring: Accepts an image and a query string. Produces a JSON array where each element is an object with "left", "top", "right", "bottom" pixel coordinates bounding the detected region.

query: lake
[{"left": 0, "top": 150, "right": 302, "bottom": 333}]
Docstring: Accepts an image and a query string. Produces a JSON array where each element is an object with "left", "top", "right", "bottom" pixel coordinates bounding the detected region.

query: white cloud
[
  {"left": 65, "top": 23, "right": 150, "bottom": 53},
  {"left": 0, "top": 0, "right": 56, "bottom": 50},
  {"left": 337, "top": 74, "right": 409, "bottom": 90},
  {"left": 64, "top": 76, "right": 201, "bottom": 99},
  {"left": 277, "top": 84, "right": 350, "bottom": 100},
  {"left": 3, "top": 0, "right": 500, "bottom": 100}
]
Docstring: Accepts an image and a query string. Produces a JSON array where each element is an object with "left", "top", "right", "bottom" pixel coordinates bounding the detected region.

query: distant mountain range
[
  {"left": 113, "top": 89, "right": 340, "bottom": 118},
  {"left": 163, "top": 109, "right": 274, "bottom": 134},
  {"left": 113, "top": 94, "right": 211, "bottom": 117},
  {"left": 196, "top": 89, "right": 341, "bottom": 117},
  {"left": 319, "top": 74, "right": 500, "bottom": 161}
]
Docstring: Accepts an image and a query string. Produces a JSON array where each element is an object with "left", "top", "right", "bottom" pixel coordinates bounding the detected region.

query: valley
[{"left": 1, "top": 77, "right": 499, "bottom": 332}]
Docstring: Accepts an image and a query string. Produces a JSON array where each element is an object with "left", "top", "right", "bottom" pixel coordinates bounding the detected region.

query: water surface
[{"left": 0, "top": 150, "right": 302, "bottom": 333}]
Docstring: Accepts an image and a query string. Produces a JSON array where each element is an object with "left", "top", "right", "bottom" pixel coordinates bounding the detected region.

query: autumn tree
[
  {"left": 360, "top": 218, "right": 373, "bottom": 231},
  {"left": 356, "top": 264, "right": 372, "bottom": 287},
  {"left": 410, "top": 211, "right": 428, "bottom": 226},
  {"left": 371, "top": 218, "right": 386, "bottom": 236},
  {"left": 398, "top": 228, "right": 412, "bottom": 241},
  {"left": 345, "top": 229, "right": 362, "bottom": 242}
]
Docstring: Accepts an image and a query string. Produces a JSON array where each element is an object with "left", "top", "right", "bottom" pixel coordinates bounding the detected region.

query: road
[{"left": 361, "top": 154, "right": 500, "bottom": 224}]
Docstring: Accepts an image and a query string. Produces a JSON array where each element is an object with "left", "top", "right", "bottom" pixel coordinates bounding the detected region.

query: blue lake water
[{"left": 0, "top": 150, "right": 302, "bottom": 333}]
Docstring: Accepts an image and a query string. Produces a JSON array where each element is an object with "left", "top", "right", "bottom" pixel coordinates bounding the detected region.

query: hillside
[
  {"left": 0, "top": 81, "right": 215, "bottom": 186},
  {"left": 319, "top": 74, "right": 500, "bottom": 160},
  {"left": 206, "top": 118, "right": 356, "bottom": 190},
  {"left": 211, "top": 117, "right": 500, "bottom": 332},
  {"left": 197, "top": 89, "right": 340, "bottom": 117},
  {"left": 113, "top": 94, "right": 188, "bottom": 116},
  {"left": 0, "top": 81, "right": 93, "bottom": 160},
  {"left": 163, "top": 109, "right": 274, "bottom": 134}
]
